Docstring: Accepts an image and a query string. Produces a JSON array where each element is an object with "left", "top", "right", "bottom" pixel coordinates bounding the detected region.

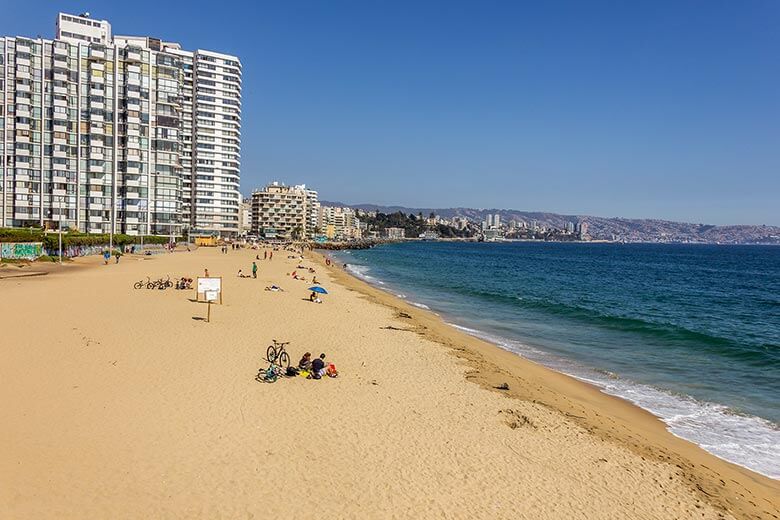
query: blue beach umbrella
[{"left": 308, "top": 286, "right": 328, "bottom": 294}]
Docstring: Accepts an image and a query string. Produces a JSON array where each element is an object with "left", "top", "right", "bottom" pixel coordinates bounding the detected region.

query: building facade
[
  {"left": 239, "top": 197, "right": 252, "bottom": 234},
  {"left": 0, "top": 12, "right": 241, "bottom": 236},
  {"left": 318, "top": 205, "right": 360, "bottom": 240},
  {"left": 250, "top": 182, "right": 318, "bottom": 240}
]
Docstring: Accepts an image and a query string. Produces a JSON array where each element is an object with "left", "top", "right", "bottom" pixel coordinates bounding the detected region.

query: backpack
[{"left": 285, "top": 366, "right": 299, "bottom": 377}]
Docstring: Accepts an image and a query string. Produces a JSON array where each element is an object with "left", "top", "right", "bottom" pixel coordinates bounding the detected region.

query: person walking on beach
[
  {"left": 103, "top": 250, "right": 111, "bottom": 265},
  {"left": 204, "top": 268, "right": 210, "bottom": 277},
  {"left": 264, "top": 250, "right": 268, "bottom": 260},
  {"left": 114, "top": 250, "right": 122, "bottom": 264},
  {"left": 269, "top": 251, "right": 273, "bottom": 261},
  {"left": 252, "top": 261, "right": 258, "bottom": 279}
]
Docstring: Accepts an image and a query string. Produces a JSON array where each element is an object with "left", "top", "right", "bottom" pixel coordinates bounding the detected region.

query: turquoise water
[{"left": 331, "top": 242, "right": 780, "bottom": 478}]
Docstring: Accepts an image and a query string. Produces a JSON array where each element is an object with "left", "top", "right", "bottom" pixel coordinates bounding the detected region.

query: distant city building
[
  {"left": 250, "top": 182, "right": 317, "bottom": 239},
  {"left": 384, "top": 227, "right": 405, "bottom": 239},
  {"left": 578, "top": 221, "right": 590, "bottom": 239},
  {"left": 318, "top": 205, "right": 360, "bottom": 240},
  {"left": 566, "top": 221, "right": 576, "bottom": 233},
  {"left": 452, "top": 216, "right": 468, "bottom": 230}
]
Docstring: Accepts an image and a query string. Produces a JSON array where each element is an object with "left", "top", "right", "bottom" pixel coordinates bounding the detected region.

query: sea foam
[{"left": 446, "top": 322, "right": 780, "bottom": 479}]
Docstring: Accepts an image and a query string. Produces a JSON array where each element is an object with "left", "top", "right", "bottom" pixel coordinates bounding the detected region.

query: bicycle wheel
[
  {"left": 134, "top": 281, "right": 143, "bottom": 289},
  {"left": 278, "top": 351, "right": 290, "bottom": 370},
  {"left": 147, "top": 282, "right": 155, "bottom": 289},
  {"left": 266, "top": 345, "right": 277, "bottom": 363}
]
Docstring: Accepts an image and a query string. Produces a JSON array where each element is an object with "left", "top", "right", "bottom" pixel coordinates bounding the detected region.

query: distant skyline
[{"left": 4, "top": 1, "right": 778, "bottom": 225}]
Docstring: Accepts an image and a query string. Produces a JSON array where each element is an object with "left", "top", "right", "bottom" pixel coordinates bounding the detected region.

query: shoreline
[
  {"left": 312, "top": 250, "right": 780, "bottom": 519},
  {"left": 1, "top": 246, "right": 777, "bottom": 518}
]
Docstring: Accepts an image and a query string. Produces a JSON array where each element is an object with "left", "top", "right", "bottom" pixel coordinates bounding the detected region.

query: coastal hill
[{"left": 320, "top": 202, "right": 780, "bottom": 244}]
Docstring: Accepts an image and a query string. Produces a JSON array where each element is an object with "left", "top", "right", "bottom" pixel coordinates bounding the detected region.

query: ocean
[{"left": 330, "top": 242, "right": 780, "bottom": 479}]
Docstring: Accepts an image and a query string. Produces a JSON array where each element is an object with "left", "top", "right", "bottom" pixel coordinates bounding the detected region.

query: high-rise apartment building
[
  {"left": 250, "top": 182, "right": 318, "bottom": 239},
  {"left": 0, "top": 12, "right": 241, "bottom": 236}
]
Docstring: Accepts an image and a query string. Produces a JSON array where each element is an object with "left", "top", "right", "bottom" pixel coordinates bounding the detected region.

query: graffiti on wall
[{"left": 0, "top": 242, "right": 44, "bottom": 260}]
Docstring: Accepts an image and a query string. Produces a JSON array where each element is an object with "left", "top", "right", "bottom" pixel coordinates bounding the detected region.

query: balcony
[
  {"left": 89, "top": 48, "right": 106, "bottom": 60},
  {"left": 53, "top": 85, "right": 68, "bottom": 95},
  {"left": 54, "top": 71, "right": 68, "bottom": 82},
  {"left": 127, "top": 49, "right": 142, "bottom": 62},
  {"left": 89, "top": 162, "right": 105, "bottom": 173},
  {"left": 53, "top": 149, "right": 68, "bottom": 158},
  {"left": 88, "top": 215, "right": 105, "bottom": 223},
  {"left": 53, "top": 45, "right": 68, "bottom": 56},
  {"left": 53, "top": 175, "right": 68, "bottom": 183},
  {"left": 53, "top": 121, "right": 68, "bottom": 132}
]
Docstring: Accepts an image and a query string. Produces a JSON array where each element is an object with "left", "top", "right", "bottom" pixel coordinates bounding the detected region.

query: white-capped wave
[
  {"left": 410, "top": 302, "right": 431, "bottom": 310},
  {"left": 445, "top": 321, "right": 780, "bottom": 479}
]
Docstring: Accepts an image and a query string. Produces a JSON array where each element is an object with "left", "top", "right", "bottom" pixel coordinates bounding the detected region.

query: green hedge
[{"left": 0, "top": 228, "right": 178, "bottom": 249}]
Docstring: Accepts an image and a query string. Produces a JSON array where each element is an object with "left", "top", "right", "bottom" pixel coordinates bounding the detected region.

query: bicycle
[
  {"left": 133, "top": 278, "right": 145, "bottom": 289},
  {"left": 256, "top": 363, "right": 283, "bottom": 383},
  {"left": 266, "top": 339, "right": 291, "bottom": 370}
]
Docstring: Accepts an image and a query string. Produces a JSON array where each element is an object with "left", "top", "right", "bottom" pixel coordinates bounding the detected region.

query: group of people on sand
[
  {"left": 297, "top": 352, "right": 338, "bottom": 379},
  {"left": 255, "top": 250, "right": 273, "bottom": 261}
]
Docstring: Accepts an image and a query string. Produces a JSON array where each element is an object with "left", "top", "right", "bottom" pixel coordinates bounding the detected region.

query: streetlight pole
[{"left": 58, "top": 220, "right": 63, "bottom": 264}]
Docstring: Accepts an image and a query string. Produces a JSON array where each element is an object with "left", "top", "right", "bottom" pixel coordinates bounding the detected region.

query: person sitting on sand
[
  {"left": 310, "top": 291, "right": 322, "bottom": 303},
  {"left": 312, "top": 276, "right": 319, "bottom": 285},
  {"left": 311, "top": 353, "right": 327, "bottom": 379},
  {"left": 299, "top": 352, "right": 312, "bottom": 371}
]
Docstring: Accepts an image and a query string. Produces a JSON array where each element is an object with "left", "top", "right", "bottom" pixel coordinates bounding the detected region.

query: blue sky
[{"left": 4, "top": 1, "right": 779, "bottom": 225}]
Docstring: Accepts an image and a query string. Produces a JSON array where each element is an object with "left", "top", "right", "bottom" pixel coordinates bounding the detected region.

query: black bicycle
[{"left": 266, "top": 340, "right": 291, "bottom": 370}]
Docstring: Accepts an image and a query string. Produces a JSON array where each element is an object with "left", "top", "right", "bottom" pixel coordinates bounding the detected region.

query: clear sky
[{"left": 3, "top": 1, "right": 779, "bottom": 225}]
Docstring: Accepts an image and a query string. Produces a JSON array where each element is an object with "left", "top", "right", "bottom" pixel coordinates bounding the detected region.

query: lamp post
[{"left": 58, "top": 219, "right": 63, "bottom": 264}]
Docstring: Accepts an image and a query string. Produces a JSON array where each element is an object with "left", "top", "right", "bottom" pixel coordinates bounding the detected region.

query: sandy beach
[{"left": 0, "top": 246, "right": 777, "bottom": 519}]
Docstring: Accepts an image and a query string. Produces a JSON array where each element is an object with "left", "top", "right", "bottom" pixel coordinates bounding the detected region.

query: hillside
[{"left": 320, "top": 202, "right": 780, "bottom": 244}]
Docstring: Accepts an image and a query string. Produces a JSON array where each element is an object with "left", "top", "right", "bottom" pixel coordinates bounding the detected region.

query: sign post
[{"left": 196, "top": 277, "right": 223, "bottom": 322}]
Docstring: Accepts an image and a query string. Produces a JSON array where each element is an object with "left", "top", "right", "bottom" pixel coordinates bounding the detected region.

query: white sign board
[
  {"left": 197, "top": 277, "right": 222, "bottom": 294},
  {"left": 204, "top": 290, "right": 219, "bottom": 302}
]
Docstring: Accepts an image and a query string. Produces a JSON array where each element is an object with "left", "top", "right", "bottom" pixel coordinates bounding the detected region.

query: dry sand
[{"left": 0, "top": 246, "right": 777, "bottom": 519}]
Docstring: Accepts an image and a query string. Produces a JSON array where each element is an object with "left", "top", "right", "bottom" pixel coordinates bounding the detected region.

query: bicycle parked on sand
[
  {"left": 133, "top": 276, "right": 174, "bottom": 290},
  {"left": 266, "top": 339, "right": 291, "bottom": 370},
  {"left": 256, "top": 363, "right": 283, "bottom": 383}
]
